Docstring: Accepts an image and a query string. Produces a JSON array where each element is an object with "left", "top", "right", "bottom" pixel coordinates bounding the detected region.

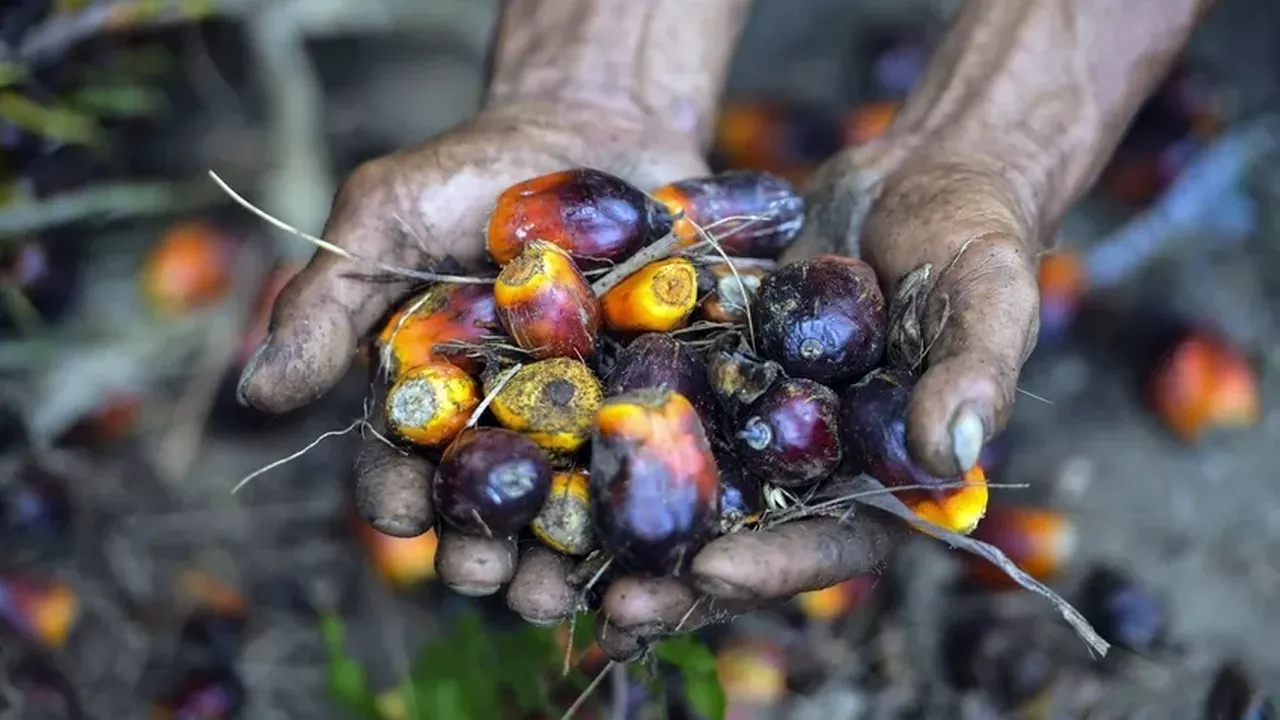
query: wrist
[{"left": 482, "top": 0, "right": 749, "bottom": 149}]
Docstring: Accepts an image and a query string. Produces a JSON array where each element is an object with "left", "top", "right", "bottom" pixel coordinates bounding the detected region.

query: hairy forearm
[
  {"left": 895, "top": 0, "right": 1216, "bottom": 234},
  {"left": 484, "top": 0, "right": 750, "bottom": 147}
]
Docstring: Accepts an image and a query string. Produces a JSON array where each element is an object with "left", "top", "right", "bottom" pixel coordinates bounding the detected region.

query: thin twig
[
  {"left": 560, "top": 660, "right": 617, "bottom": 720},
  {"left": 590, "top": 232, "right": 680, "bottom": 296},
  {"left": 467, "top": 364, "right": 521, "bottom": 427},
  {"left": 207, "top": 170, "right": 493, "bottom": 285},
  {"left": 230, "top": 417, "right": 363, "bottom": 494}
]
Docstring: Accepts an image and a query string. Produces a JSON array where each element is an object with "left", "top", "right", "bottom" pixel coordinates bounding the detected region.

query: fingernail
[
  {"left": 695, "top": 575, "right": 750, "bottom": 600},
  {"left": 370, "top": 516, "right": 431, "bottom": 539},
  {"left": 445, "top": 582, "right": 501, "bottom": 597},
  {"left": 236, "top": 332, "right": 272, "bottom": 408},
  {"left": 950, "top": 405, "right": 986, "bottom": 472}
]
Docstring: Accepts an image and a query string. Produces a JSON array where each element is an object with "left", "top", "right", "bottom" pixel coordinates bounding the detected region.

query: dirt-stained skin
[{"left": 238, "top": 0, "right": 1215, "bottom": 661}]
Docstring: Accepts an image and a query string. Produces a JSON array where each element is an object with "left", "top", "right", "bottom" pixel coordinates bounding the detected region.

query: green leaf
[
  {"left": 70, "top": 84, "right": 167, "bottom": 119},
  {"left": 0, "top": 92, "right": 102, "bottom": 146},
  {"left": 320, "top": 614, "right": 382, "bottom": 720},
  {"left": 654, "top": 635, "right": 726, "bottom": 720},
  {"left": 0, "top": 63, "right": 26, "bottom": 89}
]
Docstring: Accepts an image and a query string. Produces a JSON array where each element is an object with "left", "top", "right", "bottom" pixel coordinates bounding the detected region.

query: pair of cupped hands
[{"left": 236, "top": 100, "right": 1042, "bottom": 661}]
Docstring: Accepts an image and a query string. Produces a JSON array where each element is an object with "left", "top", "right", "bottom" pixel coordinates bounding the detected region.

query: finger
[
  {"left": 691, "top": 515, "right": 901, "bottom": 600},
  {"left": 858, "top": 162, "right": 1040, "bottom": 477},
  {"left": 354, "top": 377, "right": 434, "bottom": 537},
  {"left": 907, "top": 234, "right": 1040, "bottom": 476},
  {"left": 507, "top": 545, "right": 576, "bottom": 626},
  {"left": 238, "top": 162, "right": 416, "bottom": 414},
  {"left": 435, "top": 526, "right": 518, "bottom": 597},
  {"left": 596, "top": 577, "right": 759, "bottom": 662}
]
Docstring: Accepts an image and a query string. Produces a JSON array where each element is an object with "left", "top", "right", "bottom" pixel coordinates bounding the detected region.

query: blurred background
[{"left": 1, "top": 0, "right": 1279, "bottom": 718}]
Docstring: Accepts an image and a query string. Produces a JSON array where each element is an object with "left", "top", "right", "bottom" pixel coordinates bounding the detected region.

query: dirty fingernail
[
  {"left": 236, "top": 333, "right": 273, "bottom": 407},
  {"left": 951, "top": 405, "right": 985, "bottom": 472},
  {"left": 445, "top": 582, "right": 501, "bottom": 597},
  {"left": 519, "top": 614, "right": 563, "bottom": 628}
]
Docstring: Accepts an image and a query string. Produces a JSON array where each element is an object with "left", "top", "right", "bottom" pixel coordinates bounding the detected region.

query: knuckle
[{"left": 329, "top": 159, "right": 393, "bottom": 228}]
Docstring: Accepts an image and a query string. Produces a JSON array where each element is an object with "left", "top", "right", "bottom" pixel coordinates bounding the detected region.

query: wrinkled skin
[{"left": 236, "top": 97, "right": 1039, "bottom": 660}]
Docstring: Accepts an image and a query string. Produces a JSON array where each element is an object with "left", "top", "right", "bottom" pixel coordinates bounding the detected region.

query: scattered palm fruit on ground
[
  {"left": 353, "top": 512, "right": 440, "bottom": 587},
  {"left": 1078, "top": 564, "right": 1168, "bottom": 657},
  {"left": 716, "top": 637, "right": 789, "bottom": 715},
  {"left": 794, "top": 573, "right": 878, "bottom": 622},
  {"left": 0, "top": 574, "right": 80, "bottom": 648},
  {"left": 1205, "top": 659, "right": 1276, "bottom": 720},
  {"left": 1147, "top": 324, "right": 1260, "bottom": 442},
  {"left": 942, "top": 611, "right": 1059, "bottom": 713},
  {"left": 1037, "top": 248, "right": 1088, "bottom": 345},
  {"left": 56, "top": 391, "right": 142, "bottom": 448},
  {"left": 1, "top": 458, "right": 73, "bottom": 554},
  {"left": 0, "top": 236, "right": 80, "bottom": 334},
  {"left": 151, "top": 666, "right": 245, "bottom": 720},
  {"left": 712, "top": 100, "right": 844, "bottom": 185},
  {"left": 961, "top": 505, "right": 1077, "bottom": 590},
  {"left": 843, "top": 99, "right": 900, "bottom": 146},
  {"left": 140, "top": 219, "right": 238, "bottom": 316}
]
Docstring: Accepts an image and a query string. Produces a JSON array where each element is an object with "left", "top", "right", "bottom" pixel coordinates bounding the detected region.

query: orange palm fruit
[
  {"left": 696, "top": 263, "right": 767, "bottom": 325},
  {"left": 494, "top": 240, "right": 600, "bottom": 360},
  {"left": 384, "top": 361, "right": 480, "bottom": 447},
  {"left": 600, "top": 257, "right": 698, "bottom": 334},
  {"left": 1036, "top": 249, "right": 1087, "bottom": 343},
  {"left": 353, "top": 514, "right": 439, "bottom": 587},
  {"left": 844, "top": 99, "right": 900, "bottom": 146},
  {"left": 141, "top": 220, "right": 236, "bottom": 315},
  {"left": 794, "top": 573, "right": 877, "bottom": 622},
  {"left": 377, "top": 282, "right": 500, "bottom": 377},
  {"left": 490, "top": 358, "right": 603, "bottom": 457},
  {"left": 650, "top": 171, "right": 804, "bottom": 258},
  {"left": 531, "top": 470, "right": 594, "bottom": 556},
  {"left": 0, "top": 574, "right": 80, "bottom": 647},
  {"left": 961, "top": 505, "right": 1077, "bottom": 589},
  {"left": 485, "top": 168, "right": 670, "bottom": 267},
  {"left": 1149, "top": 327, "right": 1260, "bottom": 442}
]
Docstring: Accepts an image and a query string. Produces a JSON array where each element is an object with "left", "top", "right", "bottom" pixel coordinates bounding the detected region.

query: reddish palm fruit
[
  {"left": 942, "top": 613, "right": 1057, "bottom": 711},
  {"left": 434, "top": 427, "right": 553, "bottom": 537},
  {"left": 0, "top": 574, "right": 80, "bottom": 647},
  {"left": 1036, "top": 248, "right": 1087, "bottom": 343},
  {"left": 1205, "top": 660, "right": 1276, "bottom": 720},
  {"left": 840, "top": 369, "right": 989, "bottom": 534},
  {"left": 490, "top": 358, "right": 603, "bottom": 457},
  {"left": 605, "top": 333, "right": 715, "bottom": 429},
  {"left": 755, "top": 257, "right": 886, "bottom": 386},
  {"left": 140, "top": 220, "right": 237, "bottom": 315},
  {"left": 962, "top": 505, "right": 1077, "bottom": 590},
  {"left": 0, "top": 460, "right": 72, "bottom": 551},
  {"left": 1149, "top": 327, "right": 1260, "bottom": 442},
  {"left": 485, "top": 168, "right": 671, "bottom": 267},
  {"left": 650, "top": 171, "right": 804, "bottom": 258},
  {"left": 531, "top": 469, "right": 595, "bottom": 556},
  {"left": 600, "top": 257, "right": 699, "bottom": 334},
  {"left": 696, "top": 263, "right": 767, "bottom": 324},
  {"left": 716, "top": 454, "right": 764, "bottom": 532},
  {"left": 794, "top": 574, "right": 877, "bottom": 622},
  {"left": 384, "top": 362, "right": 480, "bottom": 448},
  {"left": 590, "top": 390, "right": 720, "bottom": 575},
  {"left": 377, "top": 282, "right": 500, "bottom": 377},
  {"left": 151, "top": 667, "right": 245, "bottom": 720},
  {"left": 844, "top": 99, "right": 900, "bottom": 146},
  {"left": 716, "top": 638, "right": 788, "bottom": 708},
  {"left": 175, "top": 570, "right": 249, "bottom": 619},
  {"left": 353, "top": 513, "right": 439, "bottom": 587},
  {"left": 735, "top": 377, "right": 841, "bottom": 488},
  {"left": 1079, "top": 565, "right": 1168, "bottom": 655},
  {"left": 57, "top": 391, "right": 142, "bottom": 448},
  {"left": 494, "top": 240, "right": 601, "bottom": 360}
]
